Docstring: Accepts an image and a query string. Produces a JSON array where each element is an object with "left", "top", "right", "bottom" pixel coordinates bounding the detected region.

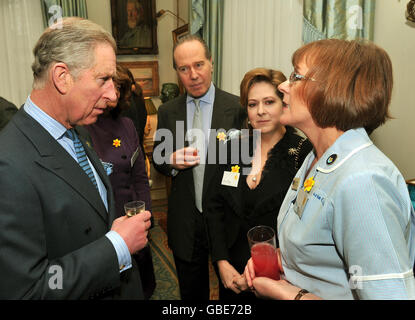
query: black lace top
[{"left": 206, "top": 126, "right": 313, "bottom": 273}]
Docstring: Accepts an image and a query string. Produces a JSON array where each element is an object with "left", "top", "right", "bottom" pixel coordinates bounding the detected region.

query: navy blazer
[{"left": 0, "top": 108, "right": 144, "bottom": 299}]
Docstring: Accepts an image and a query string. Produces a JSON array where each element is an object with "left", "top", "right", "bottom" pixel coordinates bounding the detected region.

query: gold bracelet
[{"left": 294, "top": 289, "right": 309, "bottom": 300}]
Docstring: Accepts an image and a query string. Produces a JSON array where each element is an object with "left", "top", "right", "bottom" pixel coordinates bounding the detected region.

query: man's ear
[{"left": 51, "top": 62, "right": 72, "bottom": 94}]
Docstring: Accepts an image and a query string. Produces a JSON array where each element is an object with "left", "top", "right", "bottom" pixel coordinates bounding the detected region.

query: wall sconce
[{"left": 156, "top": 9, "right": 186, "bottom": 25}]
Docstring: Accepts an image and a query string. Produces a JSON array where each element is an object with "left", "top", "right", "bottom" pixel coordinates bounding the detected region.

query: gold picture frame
[
  {"left": 172, "top": 23, "right": 189, "bottom": 45},
  {"left": 120, "top": 61, "right": 159, "bottom": 97}
]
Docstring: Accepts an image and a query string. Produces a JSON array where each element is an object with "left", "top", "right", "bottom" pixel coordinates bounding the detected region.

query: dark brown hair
[
  {"left": 239, "top": 68, "right": 286, "bottom": 129},
  {"left": 109, "top": 63, "right": 132, "bottom": 119},
  {"left": 292, "top": 39, "right": 393, "bottom": 134}
]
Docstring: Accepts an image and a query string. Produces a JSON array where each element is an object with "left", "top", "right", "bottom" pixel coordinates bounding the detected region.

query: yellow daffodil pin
[
  {"left": 217, "top": 132, "right": 227, "bottom": 142},
  {"left": 231, "top": 165, "right": 240, "bottom": 173},
  {"left": 303, "top": 177, "right": 315, "bottom": 192},
  {"left": 113, "top": 139, "right": 121, "bottom": 148}
]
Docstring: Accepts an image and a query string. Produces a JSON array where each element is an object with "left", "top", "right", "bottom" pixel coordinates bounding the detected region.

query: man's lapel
[
  {"left": 203, "top": 89, "right": 233, "bottom": 198},
  {"left": 15, "top": 110, "right": 109, "bottom": 224},
  {"left": 76, "top": 126, "right": 116, "bottom": 225}
]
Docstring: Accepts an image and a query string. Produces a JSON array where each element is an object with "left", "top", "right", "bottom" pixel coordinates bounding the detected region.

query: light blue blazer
[{"left": 278, "top": 128, "right": 415, "bottom": 300}]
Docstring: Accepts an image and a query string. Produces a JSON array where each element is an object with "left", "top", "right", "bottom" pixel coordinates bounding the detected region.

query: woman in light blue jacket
[{"left": 243, "top": 39, "right": 415, "bottom": 300}]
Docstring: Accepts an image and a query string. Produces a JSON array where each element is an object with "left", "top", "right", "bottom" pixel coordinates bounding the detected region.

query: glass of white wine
[{"left": 124, "top": 200, "right": 145, "bottom": 217}]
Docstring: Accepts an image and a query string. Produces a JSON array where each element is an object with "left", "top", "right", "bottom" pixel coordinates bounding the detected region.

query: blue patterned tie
[{"left": 65, "top": 129, "right": 98, "bottom": 188}]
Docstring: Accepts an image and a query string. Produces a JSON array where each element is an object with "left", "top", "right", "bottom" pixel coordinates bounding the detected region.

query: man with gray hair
[
  {"left": 120, "top": 0, "right": 151, "bottom": 48},
  {"left": 0, "top": 17, "right": 151, "bottom": 299}
]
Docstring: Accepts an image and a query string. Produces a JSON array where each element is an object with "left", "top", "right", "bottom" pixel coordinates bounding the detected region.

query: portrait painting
[{"left": 111, "top": 0, "right": 158, "bottom": 55}]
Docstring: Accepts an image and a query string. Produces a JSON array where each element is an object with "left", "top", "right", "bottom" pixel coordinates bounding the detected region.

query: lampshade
[{"left": 144, "top": 97, "right": 157, "bottom": 115}]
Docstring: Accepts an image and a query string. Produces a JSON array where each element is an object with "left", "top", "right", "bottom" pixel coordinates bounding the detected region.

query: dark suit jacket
[
  {"left": 153, "top": 87, "right": 246, "bottom": 261},
  {"left": 0, "top": 108, "right": 144, "bottom": 299},
  {"left": 205, "top": 127, "right": 312, "bottom": 273},
  {"left": 0, "top": 97, "right": 18, "bottom": 131}
]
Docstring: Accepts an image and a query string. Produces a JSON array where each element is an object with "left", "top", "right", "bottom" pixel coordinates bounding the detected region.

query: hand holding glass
[
  {"left": 247, "top": 225, "right": 280, "bottom": 280},
  {"left": 124, "top": 200, "right": 145, "bottom": 217}
]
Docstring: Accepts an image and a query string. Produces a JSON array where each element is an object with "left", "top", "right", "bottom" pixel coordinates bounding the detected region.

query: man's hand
[
  {"left": 169, "top": 147, "right": 200, "bottom": 170},
  {"left": 111, "top": 210, "right": 152, "bottom": 254}
]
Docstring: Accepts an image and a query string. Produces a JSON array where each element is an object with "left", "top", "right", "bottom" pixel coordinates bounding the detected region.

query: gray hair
[
  {"left": 32, "top": 17, "right": 116, "bottom": 89},
  {"left": 172, "top": 34, "right": 211, "bottom": 69}
]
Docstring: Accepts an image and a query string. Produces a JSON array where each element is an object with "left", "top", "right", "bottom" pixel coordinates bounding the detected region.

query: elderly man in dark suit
[
  {"left": 153, "top": 35, "right": 246, "bottom": 300},
  {"left": 0, "top": 97, "right": 18, "bottom": 131},
  {"left": 0, "top": 17, "right": 151, "bottom": 299}
]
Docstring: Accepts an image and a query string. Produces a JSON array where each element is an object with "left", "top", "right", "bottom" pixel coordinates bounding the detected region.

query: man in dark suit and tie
[
  {"left": 153, "top": 35, "right": 246, "bottom": 300},
  {"left": 0, "top": 17, "right": 151, "bottom": 299}
]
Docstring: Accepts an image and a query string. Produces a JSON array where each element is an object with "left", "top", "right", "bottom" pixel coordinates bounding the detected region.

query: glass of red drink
[{"left": 247, "top": 225, "right": 280, "bottom": 280}]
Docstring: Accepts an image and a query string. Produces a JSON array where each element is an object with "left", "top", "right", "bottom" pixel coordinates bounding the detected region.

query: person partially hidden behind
[
  {"left": 153, "top": 35, "right": 246, "bottom": 300},
  {"left": 205, "top": 68, "right": 312, "bottom": 300},
  {"left": 0, "top": 96, "right": 18, "bottom": 131},
  {"left": 120, "top": 0, "right": 151, "bottom": 48},
  {"left": 0, "top": 17, "right": 151, "bottom": 299},
  {"left": 85, "top": 63, "right": 156, "bottom": 299}
]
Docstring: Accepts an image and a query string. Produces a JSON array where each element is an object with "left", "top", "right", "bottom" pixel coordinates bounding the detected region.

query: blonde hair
[{"left": 32, "top": 17, "right": 116, "bottom": 89}]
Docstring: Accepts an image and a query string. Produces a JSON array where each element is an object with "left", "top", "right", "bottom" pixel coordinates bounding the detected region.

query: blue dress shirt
[
  {"left": 24, "top": 96, "right": 132, "bottom": 272},
  {"left": 186, "top": 82, "right": 215, "bottom": 159}
]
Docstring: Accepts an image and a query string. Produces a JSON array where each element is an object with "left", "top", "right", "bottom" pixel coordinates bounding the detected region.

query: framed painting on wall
[
  {"left": 172, "top": 23, "right": 189, "bottom": 45},
  {"left": 110, "top": 0, "right": 158, "bottom": 55},
  {"left": 120, "top": 61, "right": 159, "bottom": 97}
]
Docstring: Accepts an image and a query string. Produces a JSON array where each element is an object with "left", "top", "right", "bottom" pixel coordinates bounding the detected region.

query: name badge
[
  {"left": 131, "top": 147, "right": 140, "bottom": 168},
  {"left": 294, "top": 188, "right": 308, "bottom": 219},
  {"left": 221, "top": 171, "right": 240, "bottom": 187},
  {"left": 291, "top": 177, "right": 300, "bottom": 191}
]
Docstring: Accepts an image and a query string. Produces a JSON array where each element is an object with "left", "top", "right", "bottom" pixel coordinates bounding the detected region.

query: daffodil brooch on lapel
[
  {"left": 113, "top": 139, "right": 121, "bottom": 148},
  {"left": 217, "top": 131, "right": 226, "bottom": 142},
  {"left": 303, "top": 177, "right": 315, "bottom": 192},
  {"left": 231, "top": 165, "right": 240, "bottom": 173}
]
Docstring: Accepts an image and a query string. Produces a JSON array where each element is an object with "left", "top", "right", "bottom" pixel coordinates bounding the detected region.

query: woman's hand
[
  {"left": 217, "top": 260, "right": 242, "bottom": 294},
  {"left": 243, "top": 252, "right": 320, "bottom": 300}
]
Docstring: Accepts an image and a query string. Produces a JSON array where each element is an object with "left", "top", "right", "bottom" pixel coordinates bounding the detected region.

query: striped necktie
[{"left": 65, "top": 129, "right": 98, "bottom": 189}]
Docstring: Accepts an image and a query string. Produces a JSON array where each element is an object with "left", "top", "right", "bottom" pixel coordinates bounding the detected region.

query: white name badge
[
  {"left": 294, "top": 188, "right": 308, "bottom": 219},
  {"left": 131, "top": 147, "right": 140, "bottom": 168},
  {"left": 221, "top": 171, "right": 240, "bottom": 187}
]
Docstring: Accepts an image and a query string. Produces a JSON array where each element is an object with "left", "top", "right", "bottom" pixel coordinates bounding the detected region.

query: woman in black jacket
[{"left": 206, "top": 68, "right": 312, "bottom": 301}]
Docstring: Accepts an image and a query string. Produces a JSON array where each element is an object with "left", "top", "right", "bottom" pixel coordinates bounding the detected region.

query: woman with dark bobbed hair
[
  {"left": 244, "top": 39, "right": 415, "bottom": 300},
  {"left": 85, "top": 63, "right": 156, "bottom": 299},
  {"left": 206, "top": 68, "right": 311, "bottom": 300}
]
